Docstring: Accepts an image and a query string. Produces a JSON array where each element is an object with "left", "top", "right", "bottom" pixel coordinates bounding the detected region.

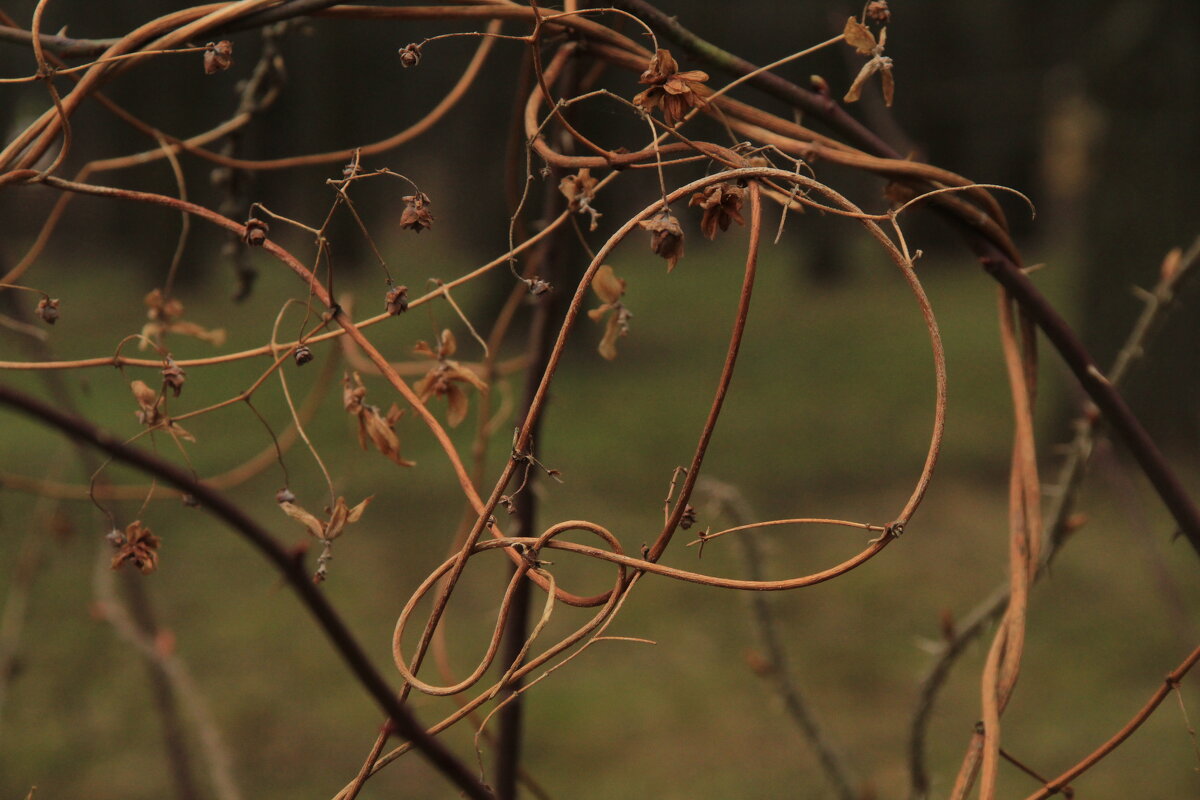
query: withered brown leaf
[{"left": 587, "top": 265, "right": 631, "bottom": 361}]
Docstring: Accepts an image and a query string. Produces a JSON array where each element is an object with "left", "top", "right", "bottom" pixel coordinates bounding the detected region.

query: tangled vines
[{"left": 1, "top": 2, "right": 1197, "bottom": 798}]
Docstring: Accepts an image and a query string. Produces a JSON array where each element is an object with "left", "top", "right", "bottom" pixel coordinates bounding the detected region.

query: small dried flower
[
  {"left": 559, "top": 168, "right": 602, "bottom": 230},
  {"left": 276, "top": 487, "right": 296, "bottom": 504},
  {"left": 293, "top": 344, "right": 314, "bottom": 366},
  {"left": 639, "top": 210, "right": 685, "bottom": 272},
  {"left": 36, "top": 296, "right": 59, "bottom": 324},
  {"left": 203, "top": 41, "right": 233, "bottom": 75},
  {"left": 587, "top": 265, "right": 632, "bottom": 360},
  {"left": 161, "top": 358, "right": 186, "bottom": 397},
  {"left": 690, "top": 182, "right": 745, "bottom": 240},
  {"left": 400, "top": 192, "right": 434, "bottom": 233},
  {"left": 679, "top": 504, "right": 697, "bottom": 530},
  {"left": 633, "top": 49, "right": 709, "bottom": 126},
  {"left": 243, "top": 217, "right": 268, "bottom": 247},
  {"left": 842, "top": 17, "right": 894, "bottom": 107},
  {"left": 385, "top": 285, "right": 409, "bottom": 315},
  {"left": 398, "top": 42, "right": 422, "bottom": 68},
  {"left": 413, "top": 330, "right": 488, "bottom": 427},
  {"left": 110, "top": 521, "right": 161, "bottom": 574},
  {"left": 528, "top": 278, "right": 552, "bottom": 296},
  {"left": 865, "top": 1, "right": 891, "bottom": 24}
]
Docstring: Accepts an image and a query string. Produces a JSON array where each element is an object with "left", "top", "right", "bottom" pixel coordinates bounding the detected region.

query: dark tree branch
[{"left": 0, "top": 382, "right": 494, "bottom": 800}]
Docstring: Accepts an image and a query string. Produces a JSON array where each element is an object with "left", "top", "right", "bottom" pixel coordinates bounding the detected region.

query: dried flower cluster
[
  {"left": 400, "top": 192, "right": 434, "bottom": 233},
  {"left": 559, "top": 168, "right": 602, "bottom": 231},
  {"left": 633, "top": 49, "right": 709, "bottom": 126},
  {"left": 243, "top": 216, "right": 268, "bottom": 246},
  {"left": 278, "top": 494, "right": 373, "bottom": 582},
  {"left": 161, "top": 358, "right": 186, "bottom": 397},
  {"left": 109, "top": 521, "right": 162, "bottom": 574},
  {"left": 639, "top": 210, "right": 685, "bottom": 271},
  {"left": 203, "top": 40, "right": 233, "bottom": 74},
  {"left": 413, "top": 329, "right": 487, "bottom": 427},
  {"left": 385, "top": 284, "right": 409, "bottom": 315},
  {"left": 843, "top": 16, "right": 894, "bottom": 106},
  {"left": 690, "top": 182, "right": 745, "bottom": 239},
  {"left": 398, "top": 42, "right": 422, "bottom": 68},
  {"left": 343, "top": 371, "right": 414, "bottom": 466}
]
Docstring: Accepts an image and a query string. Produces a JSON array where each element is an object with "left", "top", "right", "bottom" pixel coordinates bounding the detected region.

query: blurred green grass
[{"left": 1, "top": 223, "right": 1198, "bottom": 799}]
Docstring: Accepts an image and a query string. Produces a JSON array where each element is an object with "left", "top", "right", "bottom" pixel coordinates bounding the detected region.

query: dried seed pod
[
  {"left": 399, "top": 193, "right": 433, "bottom": 233},
  {"left": 865, "top": 1, "right": 891, "bottom": 24},
  {"left": 203, "top": 40, "right": 233, "bottom": 74},
  {"left": 36, "top": 296, "right": 60, "bottom": 324},
  {"left": 529, "top": 278, "right": 552, "bottom": 296},
  {"left": 161, "top": 358, "right": 186, "bottom": 397},
  {"left": 689, "top": 182, "right": 745, "bottom": 240},
  {"left": 110, "top": 521, "right": 161, "bottom": 574},
  {"left": 243, "top": 217, "right": 268, "bottom": 247},
  {"left": 398, "top": 43, "right": 422, "bottom": 68},
  {"left": 639, "top": 210, "right": 685, "bottom": 271},
  {"left": 294, "top": 344, "right": 313, "bottom": 366},
  {"left": 385, "top": 285, "right": 409, "bottom": 315},
  {"left": 679, "top": 504, "right": 697, "bottom": 530}
]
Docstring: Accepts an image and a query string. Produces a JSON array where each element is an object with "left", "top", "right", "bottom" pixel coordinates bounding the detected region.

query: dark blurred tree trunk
[{"left": 1081, "top": 0, "right": 1200, "bottom": 445}]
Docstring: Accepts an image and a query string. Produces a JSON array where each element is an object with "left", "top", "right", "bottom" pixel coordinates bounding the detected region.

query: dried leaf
[
  {"left": 592, "top": 265, "right": 626, "bottom": 305},
  {"left": 843, "top": 17, "right": 877, "bottom": 54},
  {"left": 598, "top": 311, "right": 622, "bottom": 361},
  {"left": 445, "top": 383, "right": 469, "bottom": 427},
  {"left": 279, "top": 500, "right": 326, "bottom": 539}
]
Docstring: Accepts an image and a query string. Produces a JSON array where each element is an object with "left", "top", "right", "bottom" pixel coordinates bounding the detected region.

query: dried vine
[{"left": 1, "top": 2, "right": 1197, "bottom": 797}]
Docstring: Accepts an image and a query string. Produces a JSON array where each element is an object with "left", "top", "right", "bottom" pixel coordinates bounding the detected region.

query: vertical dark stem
[{"left": 494, "top": 46, "right": 578, "bottom": 798}]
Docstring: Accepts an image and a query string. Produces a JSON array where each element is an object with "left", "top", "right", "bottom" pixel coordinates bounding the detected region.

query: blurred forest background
[{"left": 0, "top": 1, "right": 1197, "bottom": 798}]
